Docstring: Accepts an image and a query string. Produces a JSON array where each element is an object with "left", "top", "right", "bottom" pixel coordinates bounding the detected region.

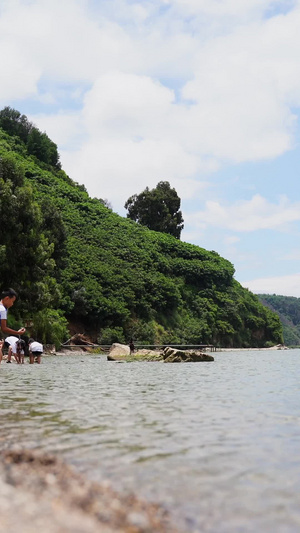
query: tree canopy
[{"left": 125, "top": 181, "right": 184, "bottom": 239}]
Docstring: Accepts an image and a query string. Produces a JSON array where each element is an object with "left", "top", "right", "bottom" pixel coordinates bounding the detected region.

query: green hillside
[
  {"left": 0, "top": 109, "right": 283, "bottom": 348},
  {"left": 258, "top": 294, "right": 300, "bottom": 346}
]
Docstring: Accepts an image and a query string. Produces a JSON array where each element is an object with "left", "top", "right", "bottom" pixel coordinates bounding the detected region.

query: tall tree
[{"left": 125, "top": 181, "right": 184, "bottom": 239}]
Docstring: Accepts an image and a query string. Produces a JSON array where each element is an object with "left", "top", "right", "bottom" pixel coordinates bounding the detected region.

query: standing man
[{"left": 0, "top": 288, "right": 26, "bottom": 337}]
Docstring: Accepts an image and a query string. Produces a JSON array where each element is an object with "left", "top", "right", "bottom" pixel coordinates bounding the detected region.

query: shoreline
[
  {"left": 54, "top": 345, "right": 290, "bottom": 357},
  {"left": 215, "top": 345, "right": 289, "bottom": 352}
]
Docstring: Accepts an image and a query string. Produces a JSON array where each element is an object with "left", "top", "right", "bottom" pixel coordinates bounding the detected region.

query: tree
[
  {"left": 27, "top": 128, "right": 61, "bottom": 169},
  {"left": 124, "top": 181, "right": 184, "bottom": 239}
]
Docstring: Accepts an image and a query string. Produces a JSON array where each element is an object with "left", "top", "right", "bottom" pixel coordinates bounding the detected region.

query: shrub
[
  {"left": 30, "top": 309, "right": 69, "bottom": 349},
  {"left": 98, "top": 327, "right": 125, "bottom": 345}
]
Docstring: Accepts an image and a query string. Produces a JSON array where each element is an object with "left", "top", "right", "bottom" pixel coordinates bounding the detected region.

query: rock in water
[
  {"left": 108, "top": 343, "right": 130, "bottom": 360},
  {"left": 163, "top": 347, "right": 214, "bottom": 363}
]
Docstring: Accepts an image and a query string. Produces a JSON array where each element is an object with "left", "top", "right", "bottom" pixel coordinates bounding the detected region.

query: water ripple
[{"left": 1, "top": 350, "right": 300, "bottom": 532}]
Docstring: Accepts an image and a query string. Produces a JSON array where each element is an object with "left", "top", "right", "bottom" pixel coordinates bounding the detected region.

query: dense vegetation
[
  {"left": 0, "top": 109, "right": 283, "bottom": 348},
  {"left": 258, "top": 294, "right": 300, "bottom": 346}
]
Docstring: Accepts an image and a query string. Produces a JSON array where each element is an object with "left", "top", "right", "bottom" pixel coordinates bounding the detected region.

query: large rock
[
  {"left": 163, "top": 347, "right": 214, "bottom": 363},
  {"left": 108, "top": 343, "right": 130, "bottom": 360}
]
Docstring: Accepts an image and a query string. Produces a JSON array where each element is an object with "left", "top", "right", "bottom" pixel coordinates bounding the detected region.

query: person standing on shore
[
  {"left": 0, "top": 288, "right": 26, "bottom": 338},
  {"left": 129, "top": 338, "right": 135, "bottom": 355}
]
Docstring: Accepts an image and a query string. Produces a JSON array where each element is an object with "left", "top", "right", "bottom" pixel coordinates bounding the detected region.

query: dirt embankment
[{"left": 0, "top": 449, "right": 177, "bottom": 533}]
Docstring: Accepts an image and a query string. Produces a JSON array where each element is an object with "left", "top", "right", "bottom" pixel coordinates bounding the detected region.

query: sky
[{"left": 1, "top": 0, "right": 300, "bottom": 297}]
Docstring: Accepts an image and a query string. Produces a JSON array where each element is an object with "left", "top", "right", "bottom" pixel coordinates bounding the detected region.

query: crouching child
[
  {"left": 15, "top": 338, "right": 26, "bottom": 364},
  {"left": 3, "top": 335, "right": 18, "bottom": 363},
  {"left": 29, "top": 338, "right": 43, "bottom": 364},
  {"left": 4, "top": 336, "right": 26, "bottom": 364}
]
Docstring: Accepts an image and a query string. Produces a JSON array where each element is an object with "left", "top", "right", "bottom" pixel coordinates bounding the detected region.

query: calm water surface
[{"left": 1, "top": 350, "right": 300, "bottom": 532}]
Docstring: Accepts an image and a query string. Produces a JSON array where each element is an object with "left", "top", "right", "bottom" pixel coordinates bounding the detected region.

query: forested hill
[
  {"left": 257, "top": 294, "right": 300, "bottom": 346},
  {"left": 0, "top": 109, "right": 283, "bottom": 348}
]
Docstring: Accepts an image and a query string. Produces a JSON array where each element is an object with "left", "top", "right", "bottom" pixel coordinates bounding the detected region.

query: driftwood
[{"left": 63, "top": 334, "right": 94, "bottom": 352}]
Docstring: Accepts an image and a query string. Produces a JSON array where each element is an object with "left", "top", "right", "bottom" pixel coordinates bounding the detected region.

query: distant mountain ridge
[{"left": 257, "top": 294, "right": 300, "bottom": 346}]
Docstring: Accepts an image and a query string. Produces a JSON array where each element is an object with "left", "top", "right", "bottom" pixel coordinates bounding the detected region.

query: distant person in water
[
  {"left": 0, "top": 289, "right": 26, "bottom": 338},
  {"left": 28, "top": 338, "right": 43, "bottom": 364}
]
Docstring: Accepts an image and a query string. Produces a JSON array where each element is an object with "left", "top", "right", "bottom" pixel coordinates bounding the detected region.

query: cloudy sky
[{"left": 1, "top": 0, "right": 300, "bottom": 296}]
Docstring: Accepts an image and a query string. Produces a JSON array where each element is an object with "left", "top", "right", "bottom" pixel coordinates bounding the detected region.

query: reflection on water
[{"left": 1, "top": 350, "right": 300, "bottom": 532}]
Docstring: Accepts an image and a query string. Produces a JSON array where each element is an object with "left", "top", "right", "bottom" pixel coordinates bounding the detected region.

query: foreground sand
[{"left": 0, "top": 449, "right": 177, "bottom": 533}]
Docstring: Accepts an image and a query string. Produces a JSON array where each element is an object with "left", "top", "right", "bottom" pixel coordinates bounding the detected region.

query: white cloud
[
  {"left": 49, "top": 71, "right": 217, "bottom": 208},
  {"left": 185, "top": 195, "right": 300, "bottom": 233},
  {"left": 0, "top": 0, "right": 137, "bottom": 103},
  {"left": 165, "top": 0, "right": 272, "bottom": 18},
  {"left": 1, "top": 0, "right": 300, "bottom": 211},
  {"left": 0, "top": 39, "right": 40, "bottom": 100},
  {"left": 241, "top": 273, "right": 300, "bottom": 297},
  {"left": 181, "top": 7, "right": 300, "bottom": 161},
  {"left": 61, "top": 136, "right": 203, "bottom": 209},
  {"left": 224, "top": 235, "right": 241, "bottom": 245},
  {"left": 82, "top": 72, "right": 176, "bottom": 138},
  {"left": 30, "top": 111, "right": 85, "bottom": 150},
  {"left": 281, "top": 250, "right": 300, "bottom": 261}
]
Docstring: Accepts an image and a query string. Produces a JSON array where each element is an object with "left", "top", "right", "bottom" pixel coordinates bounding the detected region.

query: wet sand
[{"left": 0, "top": 449, "right": 177, "bottom": 533}]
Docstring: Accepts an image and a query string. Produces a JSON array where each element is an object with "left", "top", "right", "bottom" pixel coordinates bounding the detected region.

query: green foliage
[
  {"left": 27, "top": 128, "right": 61, "bottom": 168},
  {"left": 126, "top": 320, "right": 157, "bottom": 344},
  {"left": 0, "top": 153, "right": 65, "bottom": 313},
  {"left": 98, "top": 327, "right": 126, "bottom": 345},
  {"left": 125, "top": 181, "right": 184, "bottom": 239},
  {"left": 0, "top": 110, "right": 283, "bottom": 348},
  {"left": 30, "top": 309, "right": 69, "bottom": 349}
]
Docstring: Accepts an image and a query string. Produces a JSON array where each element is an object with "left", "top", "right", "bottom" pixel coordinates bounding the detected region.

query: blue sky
[{"left": 1, "top": 0, "right": 300, "bottom": 296}]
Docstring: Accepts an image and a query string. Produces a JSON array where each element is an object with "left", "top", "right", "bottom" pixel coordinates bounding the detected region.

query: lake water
[{"left": 1, "top": 350, "right": 300, "bottom": 532}]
